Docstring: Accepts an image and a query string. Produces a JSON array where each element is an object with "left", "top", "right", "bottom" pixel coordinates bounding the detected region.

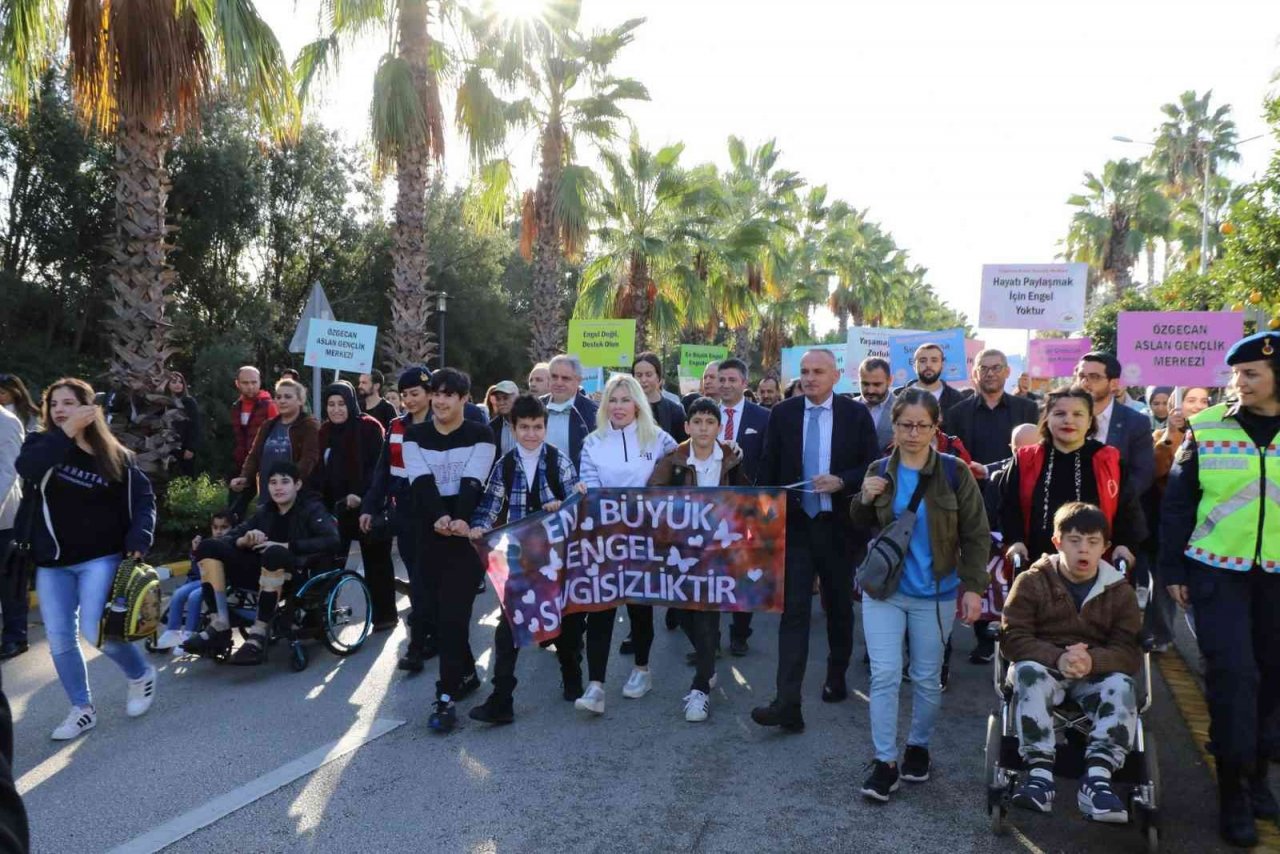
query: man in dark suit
[
  {"left": 752, "top": 349, "right": 880, "bottom": 732},
  {"left": 716, "top": 357, "right": 772, "bottom": 655},
  {"left": 896, "top": 342, "right": 965, "bottom": 414},
  {"left": 945, "top": 348, "right": 1040, "bottom": 478},
  {"left": 1074, "top": 352, "right": 1155, "bottom": 495},
  {"left": 541, "top": 354, "right": 598, "bottom": 469}
]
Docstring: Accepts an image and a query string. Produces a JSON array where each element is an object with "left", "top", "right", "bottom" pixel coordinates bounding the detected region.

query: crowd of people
[{"left": 0, "top": 328, "right": 1277, "bottom": 847}]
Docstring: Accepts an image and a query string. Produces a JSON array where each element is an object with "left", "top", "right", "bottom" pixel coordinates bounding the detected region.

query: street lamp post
[{"left": 437, "top": 291, "right": 449, "bottom": 369}]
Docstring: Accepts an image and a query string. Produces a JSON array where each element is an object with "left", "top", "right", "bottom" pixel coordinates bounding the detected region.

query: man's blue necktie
[{"left": 802, "top": 405, "right": 822, "bottom": 517}]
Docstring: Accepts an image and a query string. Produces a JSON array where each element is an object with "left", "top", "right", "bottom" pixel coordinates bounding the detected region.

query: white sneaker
[
  {"left": 574, "top": 683, "right": 606, "bottom": 715},
  {"left": 52, "top": 706, "right": 96, "bottom": 741},
  {"left": 126, "top": 666, "right": 157, "bottom": 717},
  {"left": 622, "top": 668, "right": 652, "bottom": 699},
  {"left": 153, "top": 629, "right": 184, "bottom": 650},
  {"left": 683, "top": 690, "right": 710, "bottom": 722}
]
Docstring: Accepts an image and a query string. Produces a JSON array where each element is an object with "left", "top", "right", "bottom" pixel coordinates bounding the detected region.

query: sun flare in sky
[{"left": 487, "top": 0, "right": 549, "bottom": 22}]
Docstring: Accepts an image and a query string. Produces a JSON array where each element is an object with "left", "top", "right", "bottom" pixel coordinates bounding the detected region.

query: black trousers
[
  {"left": 336, "top": 510, "right": 396, "bottom": 624},
  {"left": 683, "top": 610, "right": 721, "bottom": 692},
  {"left": 775, "top": 513, "right": 853, "bottom": 707},
  {"left": 580, "top": 603, "right": 655, "bottom": 682},
  {"left": 394, "top": 506, "right": 437, "bottom": 648},
  {"left": 491, "top": 611, "right": 584, "bottom": 698},
  {"left": 421, "top": 531, "right": 480, "bottom": 698},
  {"left": 1187, "top": 561, "right": 1280, "bottom": 766},
  {"left": 192, "top": 538, "right": 296, "bottom": 624}
]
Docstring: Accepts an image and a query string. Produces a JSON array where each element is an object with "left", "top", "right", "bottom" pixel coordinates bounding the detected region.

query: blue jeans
[
  {"left": 37, "top": 555, "right": 148, "bottom": 708},
  {"left": 166, "top": 581, "right": 204, "bottom": 632},
  {"left": 862, "top": 591, "right": 957, "bottom": 763}
]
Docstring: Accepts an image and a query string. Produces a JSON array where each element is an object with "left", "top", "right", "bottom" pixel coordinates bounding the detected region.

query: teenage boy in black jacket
[{"left": 185, "top": 461, "right": 341, "bottom": 665}]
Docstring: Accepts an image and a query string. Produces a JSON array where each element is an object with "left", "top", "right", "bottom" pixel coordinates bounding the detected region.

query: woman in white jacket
[{"left": 574, "top": 374, "right": 677, "bottom": 715}]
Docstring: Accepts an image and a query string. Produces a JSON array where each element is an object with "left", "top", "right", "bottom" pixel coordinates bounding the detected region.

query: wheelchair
[
  {"left": 197, "top": 554, "right": 373, "bottom": 672},
  {"left": 982, "top": 558, "right": 1162, "bottom": 853}
]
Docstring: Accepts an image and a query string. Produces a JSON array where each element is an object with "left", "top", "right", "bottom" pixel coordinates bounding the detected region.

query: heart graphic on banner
[
  {"left": 521, "top": 590, "right": 536, "bottom": 605},
  {"left": 688, "top": 535, "right": 704, "bottom": 547},
  {"left": 529, "top": 618, "right": 539, "bottom": 632},
  {"left": 512, "top": 610, "right": 525, "bottom": 625},
  {"left": 746, "top": 568, "right": 764, "bottom": 582},
  {"left": 586, "top": 563, "right": 600, "bottom": 577},
  {"left": 580, "top": 516, "right": 595, "bottom": 531}
]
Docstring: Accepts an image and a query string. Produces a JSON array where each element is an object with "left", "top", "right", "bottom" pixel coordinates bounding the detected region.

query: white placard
[{"left": 979, "top": 263, "right": 1088, "bottom": 331}]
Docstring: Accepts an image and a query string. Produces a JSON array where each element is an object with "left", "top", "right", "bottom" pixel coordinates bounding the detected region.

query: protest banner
[
  {"left": 845, "top": 326, "right": 921, "bottom": 384},
  {"left": 1027, "top": 337, "right": 1093, "bottom": 379},
  {"left": 958, "top": 338, "right": 987, "bottom": 387},
  {"left": 1117, "top": 311, "right": 1243, "bottom": 387},
  {"left": 567, "top": 319, "right": 637, "bottom": 368},
  {"left": 979, "top": 263, "right": 1088, "bottom": 331},
  {"left": 887, "top": 328, "right": 968, "bottom": 385},
  {"left": 302, "top": 318, "right": 377, "bottom": 374},
  {"left": 781, "top": 345, "right": 854, "bottom": 394},
  {"left": 1005, "top": 354, "right": 1026, "bottom": 394},
  {"left": 679, "top": 344, "right": 729, "bottom": 379},
  {"left": 678, "top": 376, "right": 701, "bottom": 396},
  {"left": 476, "top": 489, "right": 787, "bottom": 647}
]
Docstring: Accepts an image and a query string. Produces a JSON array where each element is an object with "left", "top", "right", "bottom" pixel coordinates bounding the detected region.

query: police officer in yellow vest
[{"left": 1160, "top": 330, "right": 1280, "bottom": 848}]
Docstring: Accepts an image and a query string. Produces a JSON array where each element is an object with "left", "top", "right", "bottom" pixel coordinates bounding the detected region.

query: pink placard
[
  {"left": 1027, "top": 337, "right": 1092, "bottom": 379},
  {"left": 1116, "top": 311, "right": 1243, "bottom": 387}
]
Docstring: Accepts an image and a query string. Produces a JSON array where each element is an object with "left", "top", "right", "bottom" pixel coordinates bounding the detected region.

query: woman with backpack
[
  {"left": 310, "top": 382, "right": 396, "bottom": 630},
  {"left": 852, "top": 388, "right": 989, "bottom": 803},
  {"left": 15, "top": 378, "right": 157, "bottom": 741}
]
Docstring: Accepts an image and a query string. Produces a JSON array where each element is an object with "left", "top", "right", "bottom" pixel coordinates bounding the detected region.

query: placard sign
[
  {"left": 887, "top": 328, "right": 969, "bottom": 385},
  {"left": 679, "top": 344, "right": 729, "bottom": 379},
  {"left": 1028, "top": 337, "right": 1093, "bottom": 379},
  {"left": 1116, "top": 311, "right": 1242, "bottom": 386},
  {"left": 845, "top": 326, "right": 921, "bottom": 383},
  {"left": 780, "top": 346, "right": 854, "bottom": 395},
  {"left": 568, "top": 319, "right": 637, "bottom": 368},
  {"left": 979, "top": 263, "right": 1088, "bottom": 331},
  {"left": 302, "top": 318, "right": 377, "bottom": 374}
]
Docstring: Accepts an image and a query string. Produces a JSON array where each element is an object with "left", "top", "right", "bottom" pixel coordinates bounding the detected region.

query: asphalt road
[{"left": 5, "top": 553, "right": 1246, "bottom": 854}]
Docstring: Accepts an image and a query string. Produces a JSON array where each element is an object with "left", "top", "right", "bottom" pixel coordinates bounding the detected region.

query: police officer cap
[
  {"left": 397, "top": 365, "right": 432, "bottom": 392},
  {"left": 1225, "top": 331, "right": 1279, "bottom": 366}
]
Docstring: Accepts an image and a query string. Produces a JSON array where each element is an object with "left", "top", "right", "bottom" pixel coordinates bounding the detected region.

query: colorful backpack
[{"left": 98, "top": 557, "right": 162, "bottom": 645}]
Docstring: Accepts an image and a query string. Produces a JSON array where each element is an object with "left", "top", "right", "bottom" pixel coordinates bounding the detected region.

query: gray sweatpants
[{"left": 1012, "top": 660, "right": 1137, "bottom": 771}]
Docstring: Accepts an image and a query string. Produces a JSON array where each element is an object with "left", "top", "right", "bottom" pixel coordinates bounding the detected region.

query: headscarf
[
  {"left": 1146, "top": 385, "right": 1174, "bottom": 429},
  {"left": 322, "top": 381, "right": 361, "bottom": 445}
]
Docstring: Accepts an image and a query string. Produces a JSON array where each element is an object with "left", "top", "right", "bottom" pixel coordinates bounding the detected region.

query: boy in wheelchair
[
  {"left": 184, "top": 461, "right": 341, "bottom": 665},
  {"left": 1001, "top": 502, "right": 1142, "bottom": 823}
]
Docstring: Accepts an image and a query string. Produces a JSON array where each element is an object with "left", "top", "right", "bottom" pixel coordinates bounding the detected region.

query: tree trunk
[
  {"left": 383, "top": 0, "right": 438, "bottom": 371},
  {"left": 732, "top": 325, "right": 751, "bottom": 361},
  {"left": 528, "top": 122, "right": 567, "bottom": 363},
  {"left": 105, "top": 117, "right": 180, "bottom": 478},
  {"left": 1145, "top": 241, "right": 1157, "bottom": 286},
  {"left": 837, "top": 311, "right": 848, "bottom": 337},
  {"left": 629, "top": 252, "right": 649, "bottom": 352}
]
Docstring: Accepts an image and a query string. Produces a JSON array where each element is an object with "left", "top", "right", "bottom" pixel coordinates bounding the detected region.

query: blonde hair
[
  {"left": 596, "top": 373, "right": 660, "bottom": 448},
  {"left": 274, "top": 378, "right": 307, "bottom": 401}
]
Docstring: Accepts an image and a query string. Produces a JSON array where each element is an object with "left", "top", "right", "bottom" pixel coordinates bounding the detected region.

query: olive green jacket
[{"left": 850, "top": 447, "right": 991, "bottom": 595}]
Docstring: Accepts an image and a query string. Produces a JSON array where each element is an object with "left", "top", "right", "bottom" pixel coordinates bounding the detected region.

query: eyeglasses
[
  {"left": 894, "top": 422, "right": 936, "bottom": 434},
  {"left": 977, "top": 365, "right": 1006, "bottom": 375},
  {"left": 1076, "top": 372, "right": 1108, "bottom": 382}
]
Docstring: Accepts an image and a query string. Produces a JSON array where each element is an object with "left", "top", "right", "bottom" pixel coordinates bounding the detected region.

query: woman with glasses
[
  {"left": 999, "top": 387, "right": 1145, "bottom": 569},
  {"left": 853, "top": 388, "right": 989, "bottom": 803}
]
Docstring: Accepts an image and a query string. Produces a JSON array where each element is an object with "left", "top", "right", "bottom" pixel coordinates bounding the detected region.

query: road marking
[
  {"left": 1159, "top": 651, "right": 1280, "bottom": 851},
  {"left": 1009, "top": 826, "right": 1047, "bottom": 854},
  {"left": 104, "top": 717, "right": 405, "bottom": 854}
]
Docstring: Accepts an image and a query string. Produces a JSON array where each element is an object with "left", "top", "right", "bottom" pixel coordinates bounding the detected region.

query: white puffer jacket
[{"left": 0, "top": 407, "right": 24, "bottom": 530}]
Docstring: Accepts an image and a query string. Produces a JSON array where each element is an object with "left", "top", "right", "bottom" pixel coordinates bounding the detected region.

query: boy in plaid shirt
[{"left": 468, "top": 394, "right": 586, "bottom": 724}]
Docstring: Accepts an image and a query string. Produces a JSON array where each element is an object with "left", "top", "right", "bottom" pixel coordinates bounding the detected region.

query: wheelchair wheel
[
  {"left": 985, "top": 713, "right": 1008, "bottom": 834},
  {"left": 322, "top": 572, "right": 371, "bottom": 656},
  {"left": 1135, "top": 730, "right": 1161, "bottom": 853}
]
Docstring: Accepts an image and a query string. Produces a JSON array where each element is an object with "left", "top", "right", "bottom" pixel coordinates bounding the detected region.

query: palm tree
[
  {"left": 1, "top": 0, "right": 295, "bottom": 474},
  {"left": 572, "top": 132, "right": 689, "bottom": 350},
  {"left": 1063, "top": 159, "right": 1170, "bottom": 299},
  {"left": 458, "top": 1, "right": 648, "bottom": 362},
  {"left": 297, "top": 0, "right": 447, "bottom": 369},
  {"left": 1151, "top": 90, "right": 1239, "bottom": 203}
]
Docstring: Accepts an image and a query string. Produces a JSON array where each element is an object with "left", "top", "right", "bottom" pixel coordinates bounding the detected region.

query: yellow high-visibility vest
[{"left": 1183, "top": 402, "right": 1280, "bottom": 572}]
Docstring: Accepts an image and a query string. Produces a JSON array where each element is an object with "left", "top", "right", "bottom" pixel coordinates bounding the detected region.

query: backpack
[
  {"left": 501, "top": 446, "right": 565, "bottom": 503},
  {"left": 98, "top": 557, "right": 162, "bottom": 646}
]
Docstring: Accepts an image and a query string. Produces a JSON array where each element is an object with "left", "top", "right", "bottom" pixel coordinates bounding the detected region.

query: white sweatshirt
[{"left": 579, "top": 422, "right": 677, "bottom": 488}]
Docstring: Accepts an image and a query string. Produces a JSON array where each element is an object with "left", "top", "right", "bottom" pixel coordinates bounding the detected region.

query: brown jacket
[
  {"left": 239, "top": 414, "right": 321, "bottom": 484},
  {"left": 648, "top": 440, "right": 750, "bottom": 488},
  {"left": 1001, "top": 553, "right": 1142, "bottom": 677},
  {"left": 849, "top": 447, "right": 990, "bottom": 595}
]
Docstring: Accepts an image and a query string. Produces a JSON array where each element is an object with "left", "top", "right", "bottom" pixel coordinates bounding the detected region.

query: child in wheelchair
[
  {"left": 1001, "top": 502, "right": 1142, "bottom": 824},
  {"left": 183, "top": 461, "right": 341, "bottom": 665},
  {"left": 154, "top": 509, "right": 234, "bottom": 654}
]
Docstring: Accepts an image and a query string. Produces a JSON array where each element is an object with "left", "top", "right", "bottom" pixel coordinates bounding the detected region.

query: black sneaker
[
  {"left": 750, "top": 700, "right": 804, "bottom": 732},
  {"left": 900, "top": 745, "right": 931, "bottom": 782},
  {"left": 428, "top": 699, "right": 456, "bottom": 733},
  {"left": 969, "top": 638, "right": 995, "bottom": 665},
  {"left": 456, "top": 671, "right": 482, "bottom": 700},
  {"left": 561, "top": 673, "right": 584, "bottom": 702},
  {"left": 940, "top": 664, "right": 950, "bottom": 692},
  {"left": 468, "top": 694, "right": 514, "bottom": 725},
  {"left": 860, "top": 760, "right": 900, "bottom": 802},
  {"left": 729, "top": 636, "right": 748, "bottom": 656},
  {"left": 664, "top": 609, "right": 681, "bottom": 631}
]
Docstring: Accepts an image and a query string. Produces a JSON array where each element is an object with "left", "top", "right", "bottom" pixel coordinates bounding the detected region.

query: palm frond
[{"left": 0, "top": 0, "right": 60, "bottom": 117}]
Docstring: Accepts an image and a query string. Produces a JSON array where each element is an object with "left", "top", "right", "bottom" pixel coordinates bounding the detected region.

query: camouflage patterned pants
[{"left": 1011, "top": 661, "right": 1137, "bottom": 771}]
